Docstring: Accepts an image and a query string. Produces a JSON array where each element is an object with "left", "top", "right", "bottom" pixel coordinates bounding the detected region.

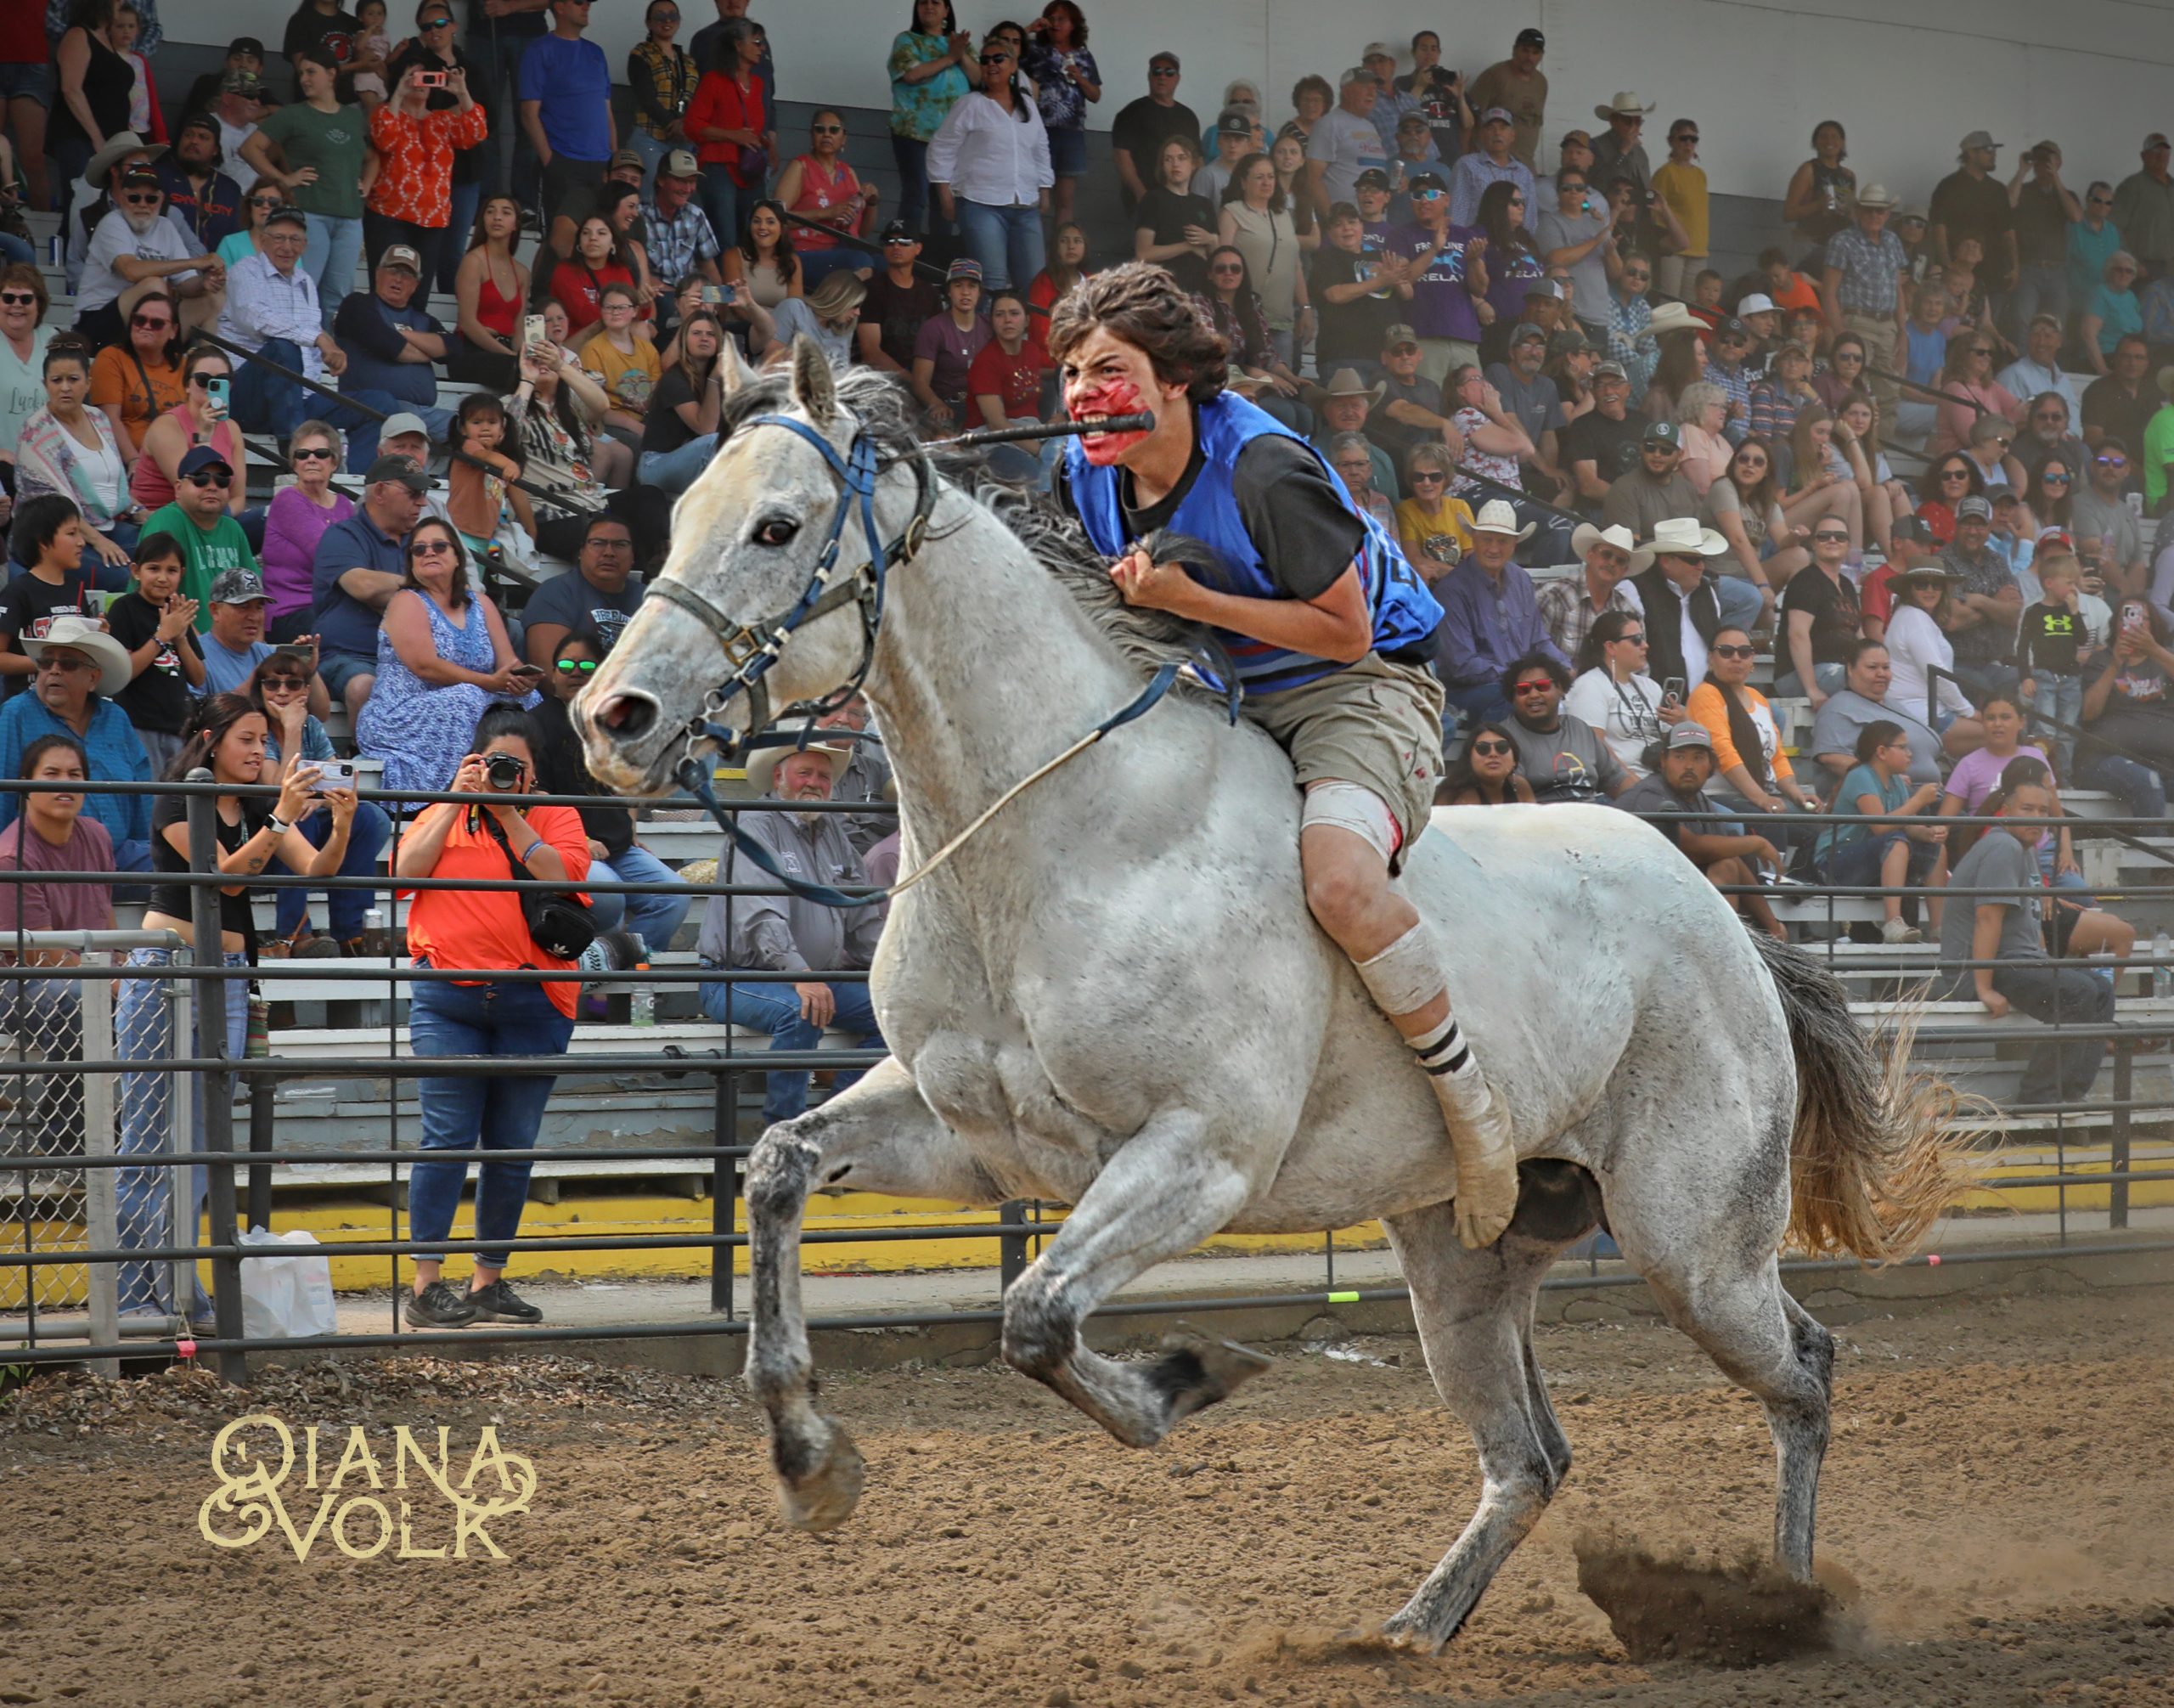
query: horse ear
[
  {"left": 717, "top": 333, "right": 757, "bottom": 399},
  {"left": 789, "top": 335, "right": 836, "bottom": 426}
]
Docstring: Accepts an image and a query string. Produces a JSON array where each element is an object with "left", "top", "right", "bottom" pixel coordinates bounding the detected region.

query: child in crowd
[
  {"left": 104, "top": 532, "right": 206, "bottom": 774},
  {"left": 2018, "top": 555, "right": 2096, "bottom": 778},
  {"left": 447, "top": 394, "right": 538, "bottom": 563},
  {"left": 0, "top": 498, "right": 100, "bottom": 697}
]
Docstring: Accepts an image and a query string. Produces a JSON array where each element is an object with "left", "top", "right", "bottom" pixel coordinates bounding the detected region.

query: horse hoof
[{"left": 776, "top": 1423, "right": 865, "bottom": 1532}]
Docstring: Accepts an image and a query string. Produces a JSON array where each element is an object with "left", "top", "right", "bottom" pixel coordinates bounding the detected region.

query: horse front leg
[
  {"left": 1001, "top": 1107, "right": 1265, "bottom": 1447},
  {"left": 744, "top": 1055, "right": 1000, "bottom": 1531}
]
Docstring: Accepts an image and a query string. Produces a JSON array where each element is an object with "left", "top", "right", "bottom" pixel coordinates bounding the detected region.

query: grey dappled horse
[{"left": 577, "top": 342, "right": 1968, "bottom": 1650}]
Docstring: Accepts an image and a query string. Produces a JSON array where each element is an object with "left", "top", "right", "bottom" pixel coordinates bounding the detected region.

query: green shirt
[
  {"left": 2144, "top": 402, "right": 2174, "bottom": 513},
  {"left": 142, "top": 504, "right": 256, "bottom": 631},
  {"left": 254, "top": 101, "right": 370, "bottom": 222}
]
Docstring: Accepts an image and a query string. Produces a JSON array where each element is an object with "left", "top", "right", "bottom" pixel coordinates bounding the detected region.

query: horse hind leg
[{"left": 1377, "top": 1190, "right": 1591, "bottom": 1653}]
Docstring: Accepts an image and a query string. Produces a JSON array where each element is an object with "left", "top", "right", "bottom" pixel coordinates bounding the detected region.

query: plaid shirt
[
  {"left": 643, "top": 200, "right": 721, "bottom": 287},
  {"left": 1822, "top": 224, "right": 1906, "bottom": 317},
  {"left": 1536, "top": 576, "right": 1642, "bottom": 664}
]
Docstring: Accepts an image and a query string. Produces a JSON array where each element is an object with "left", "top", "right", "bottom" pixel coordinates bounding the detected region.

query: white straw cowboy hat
[
  {"left": 1645, "top": 301, "right": 1705, "bottom": 339},
  {"left": 21, "top": 614, "right": 132, "bottom": 697},
  {"left": 746, "top": 719, "right": 859, "bottom": 797},
  {"left": 1569, "top": 521, "right": 1653, "bottom": 572},
  {"left": 1469, "top": 499, "right": 1536, "bottom": 543},
  {"left": 1647, "top": 516, "right": 1730, "bottom": 559},
  {"left": 1592, "top": 92, "right": 1653, "bottom": 122}
]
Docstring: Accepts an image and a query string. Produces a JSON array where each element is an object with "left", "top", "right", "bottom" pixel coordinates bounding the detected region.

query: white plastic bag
[{"left": 238, "top": 1227, "right": 338, "bottom": 1340}]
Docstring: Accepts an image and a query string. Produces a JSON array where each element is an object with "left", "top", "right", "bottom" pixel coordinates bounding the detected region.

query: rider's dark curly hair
[{"left": 1045, "top": 261, "right": 1230, "bottom": 403}]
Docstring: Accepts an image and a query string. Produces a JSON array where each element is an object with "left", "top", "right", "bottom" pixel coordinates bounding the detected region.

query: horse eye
[{"left": 754, "top": 517, "right": 798, "bottom": 548}]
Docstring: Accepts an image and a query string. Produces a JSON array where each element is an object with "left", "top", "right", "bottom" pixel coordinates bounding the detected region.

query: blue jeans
[
  {"left": 115, "top": 948, "right": 249, "bottom": 1317},
  {"left": 638, "top": 434, "right": 718, "bottom": 495},
  {"left": 474, "top": 31, "right": 538, "bottom": 207},
  {"left": 439, "top": 179, "right": 482, "bottom": 296},
  {"left": 271, "top": 800, "right": 390, "bottom": 939},
  {"left": 585, "top": 844, "right": 691, "bottom": 955},
  {"left": 2080, "top": 751, "right": 2169, "bottom": 819},
  {"left": 955, "top": 200, "right": 1045, "bottom": 292},
  {"left": 325, "top": 392, "right": 456, "bottom": 472},
  {"left": 230, "top": 338, "right": 312, "bottom": 441},
  {"left": 404, "top": 973, "right": 575, "bottom": 1271},
  {"left": 698, "top": 976, "right": 883, "bottom": 1123},
  {"left": 890, "top": 134, "right": 932, "bottom": 235},
  {"left": 301, "top": 213, "right": 364, "bottom": 331}
]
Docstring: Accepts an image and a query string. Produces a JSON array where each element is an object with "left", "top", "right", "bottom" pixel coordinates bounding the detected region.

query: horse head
[{"left": 577, "top": 337, "right": 928, "bottom": 793}]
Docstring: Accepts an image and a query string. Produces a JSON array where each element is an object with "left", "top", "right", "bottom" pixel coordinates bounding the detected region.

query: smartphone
[
  {"left": 206, "top": 377, "right": 230, "bottom": 420},
  {"left": 523, "top": 313, "right": 547, "bottom": 349},
  {"left": 314, "top": 760, "right": 353, "bottom": 791},
  {"left": 417, "top": 70, "right": 448, "bottom": 88},
  {"left": 1663, "top": 676, "right": 1686, "bottom": 706}
]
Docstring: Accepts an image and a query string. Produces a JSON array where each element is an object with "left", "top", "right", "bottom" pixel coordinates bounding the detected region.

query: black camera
[{"left": 484, "top": 753, "right": 527, "bottom": 791}]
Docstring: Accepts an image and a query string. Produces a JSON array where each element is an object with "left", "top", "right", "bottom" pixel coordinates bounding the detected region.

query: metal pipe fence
[{"left": 3, "top": 769, "right": 2172, "bottom": 1380}]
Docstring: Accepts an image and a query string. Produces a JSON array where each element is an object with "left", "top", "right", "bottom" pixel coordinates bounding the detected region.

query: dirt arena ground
[{"left": 3, "top": 1284, "right": 2171, "bottom": 1707}]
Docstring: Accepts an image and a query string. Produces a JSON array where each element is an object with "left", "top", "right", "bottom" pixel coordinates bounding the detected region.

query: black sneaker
[
  {"left": 466, "top": 1278, "right": 543, "bottom": 1324},
  {"left": 405, "top": 1281, "right": 479, "bottom": 1328}
]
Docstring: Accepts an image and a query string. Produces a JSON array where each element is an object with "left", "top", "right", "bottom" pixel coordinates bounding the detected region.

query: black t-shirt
[
  {"left": 1560, "top": 410, "right": 1644, "bottom": 503},
  {"left": 149, "top": 792, "right": 270, "bottom": 949},
  {"left": 861, "top": 272, "right": 943, "bottom": 372},
  {"left": 1309, "top": 244, "right": 1402, "bottom": 372},
  {"left": 105, "top": 592, "right": 206, "bottom": 737},
  {"left": 1928, "top": 169, "right": 2017, "bottom": 288},
  {"left": 1134, "top": 188, "right": 1215, "bottom": 296},
  {"left": 0, "top": 571, "right": 99, "bottom": 699},
  {"left": 1111, "top": 98, "right": 1202, "bottom": 208},
  {"left": 1055, "top": 424, "right": 1361, "bottom": 601},
  {"left": 1779, "top": 565, "right": 1861, "bottom": 665},
  {"left": 642, "top": 367, "right": 701, "bottom": 457}
]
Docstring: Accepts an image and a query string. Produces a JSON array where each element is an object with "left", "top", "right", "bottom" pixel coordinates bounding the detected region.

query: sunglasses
[
  {"left": 292, "top": 446, "right": 335, "bottom": 461},
  {"left": 185, "top": 471, "right": 233, "bottom": 489},
  {"left": 1512, "top": 680, "right": 1554, "bottom": 696},
  {"left": 555, "top": 657, "right": 601, "bottom": 676},
  {"left": 1711, "top": 644, "right": 1757, "bottom": 660},
  {"left": 1470, "top": 739, "right": 1513, "bottom": 757},
  {"left": 130, "top": 313, "right": 172, "bottom": 330}
]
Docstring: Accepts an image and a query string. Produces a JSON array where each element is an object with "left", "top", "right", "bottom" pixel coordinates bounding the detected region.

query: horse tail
[{"left": 1750, "top": 932, "right": 1984, "bottom": 1265}]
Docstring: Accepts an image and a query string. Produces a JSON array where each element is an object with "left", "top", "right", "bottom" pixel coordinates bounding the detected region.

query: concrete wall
[{"left": 156, "top": 0, "right": 2174, "bottom": 205}]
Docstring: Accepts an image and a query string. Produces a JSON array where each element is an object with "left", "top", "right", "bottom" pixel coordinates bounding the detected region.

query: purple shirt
[
  {"left": 1388, "top": 221, "right": 1484, "bottom": 344},
  {"left": 261, "top": 486, "right": 356, "bottom": 623}
]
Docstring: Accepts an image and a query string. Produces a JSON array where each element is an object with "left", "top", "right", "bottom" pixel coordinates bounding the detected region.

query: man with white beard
[
  {"left": 696, "top": 722, "right": 887, "bottom": 1125},
  {"left": 74, "top": 166, "right": 224, "bottom": 346}
]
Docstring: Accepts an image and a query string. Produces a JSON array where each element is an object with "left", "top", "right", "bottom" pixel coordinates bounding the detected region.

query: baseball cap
[
  {"left": 208, "top": 567, "right": 268, "bottom": 606},
  {"left": 177, "top": 445, "right": 234, "bottom": 479},
  {"left": 878, "top": 218, "right": 915, "bottom": 243},
  {"left": 946, "top": 257, "right": 983, "bottom": 283},
  {"left": 1383, "top": 323, "right": 1420, "bottom": 350},
  {"left": 380, "top": 245, "right": 423, "bottom": 274},
  {"left": 1642, "top": 420, "right": 1681, "bottom": 448},
  {"left": 380, "top": 412, "right": 431, "bottom": 443},
  {"left": 1354, "top": 168, "right": 1392, "bottom": 192},
  {"left": 1665, "top": 723, "right": 1713, "bottom": 752},
  {"left": 366, "top": 454, "right": 430, "bottom": 493},
  {"left": 662, "top": 149, "right": 701, "bottom": 178},
  {"left": 1481, "top": 106, "right": 1515, "bottom": 127},
  {"left": 1956, "top": 495, "right": 1993, "bottom": 521}
]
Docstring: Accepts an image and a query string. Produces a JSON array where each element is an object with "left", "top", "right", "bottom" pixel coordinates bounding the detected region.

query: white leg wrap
[
  {"left": 1302, "top": 781, "right": 1399, "bottom": 866},
  {"left": 1354, "top": 919, "right": 1450, "bottom": 1019}
]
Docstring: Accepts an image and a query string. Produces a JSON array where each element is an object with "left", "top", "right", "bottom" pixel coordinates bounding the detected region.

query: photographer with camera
[{"left": 393, "top": 699, "right": 591, "bottom": 1331}]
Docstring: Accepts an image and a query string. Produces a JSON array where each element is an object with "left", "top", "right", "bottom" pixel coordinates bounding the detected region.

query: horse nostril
[{"left": 595, "top": 693, "right": 657, "bottom": 737}]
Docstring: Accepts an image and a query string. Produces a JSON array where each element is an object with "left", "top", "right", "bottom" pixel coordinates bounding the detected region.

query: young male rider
[{"left": 1045, "top": 262, "right": 1518, "bottom": 1249}]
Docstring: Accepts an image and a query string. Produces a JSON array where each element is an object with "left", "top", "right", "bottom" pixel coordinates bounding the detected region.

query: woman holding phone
[{"left": 354, "top": 518, "right": 540, "bottom": 792}]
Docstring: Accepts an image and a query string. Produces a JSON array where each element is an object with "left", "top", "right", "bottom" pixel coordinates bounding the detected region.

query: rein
[{"left": 658, "top": 405, "right": 1207, "bottom": 909}]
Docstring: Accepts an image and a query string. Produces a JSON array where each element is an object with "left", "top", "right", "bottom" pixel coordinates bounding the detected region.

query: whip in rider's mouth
[{"left": 1046, "top": 262, "right": 1518, "bottom": 1249}]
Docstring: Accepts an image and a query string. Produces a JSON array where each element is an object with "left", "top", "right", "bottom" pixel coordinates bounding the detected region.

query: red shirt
[
  {"left": 399, "top": 804, "right": 593, "bottom": 1019},
  {"left": 966, "top": 337, "right": 1049, "bottom": 420}
]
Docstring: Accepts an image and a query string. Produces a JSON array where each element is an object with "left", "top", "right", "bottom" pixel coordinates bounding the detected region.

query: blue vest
[{"left": 1062, "top": 392, "right": 1443, "bottom": 695}]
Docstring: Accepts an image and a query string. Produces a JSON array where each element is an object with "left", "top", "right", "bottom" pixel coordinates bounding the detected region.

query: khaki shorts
[{"left": 1243, "top": 654, "right": 1446, "bottom": 871}]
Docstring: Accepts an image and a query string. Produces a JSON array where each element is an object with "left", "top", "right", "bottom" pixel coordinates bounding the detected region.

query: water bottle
[
  {"left": 363, "top": 906, "right": 386, "bottom": 958},
  {"left": 2153, "top": 930, "right": 2171, "bottom": 1000},
  {"left": 628, "top": 933, "right": 656, "bottom": 1028}
]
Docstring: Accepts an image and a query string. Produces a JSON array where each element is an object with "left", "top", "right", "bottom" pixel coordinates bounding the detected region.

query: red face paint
[{"left": 1067, "top": 374, "right": 1150, "bottom": 465}]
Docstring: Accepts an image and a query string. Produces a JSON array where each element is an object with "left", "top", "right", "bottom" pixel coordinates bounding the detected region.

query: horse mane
[{"left": 718, "top": 364, "right": 1223, "bottom": 686}]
